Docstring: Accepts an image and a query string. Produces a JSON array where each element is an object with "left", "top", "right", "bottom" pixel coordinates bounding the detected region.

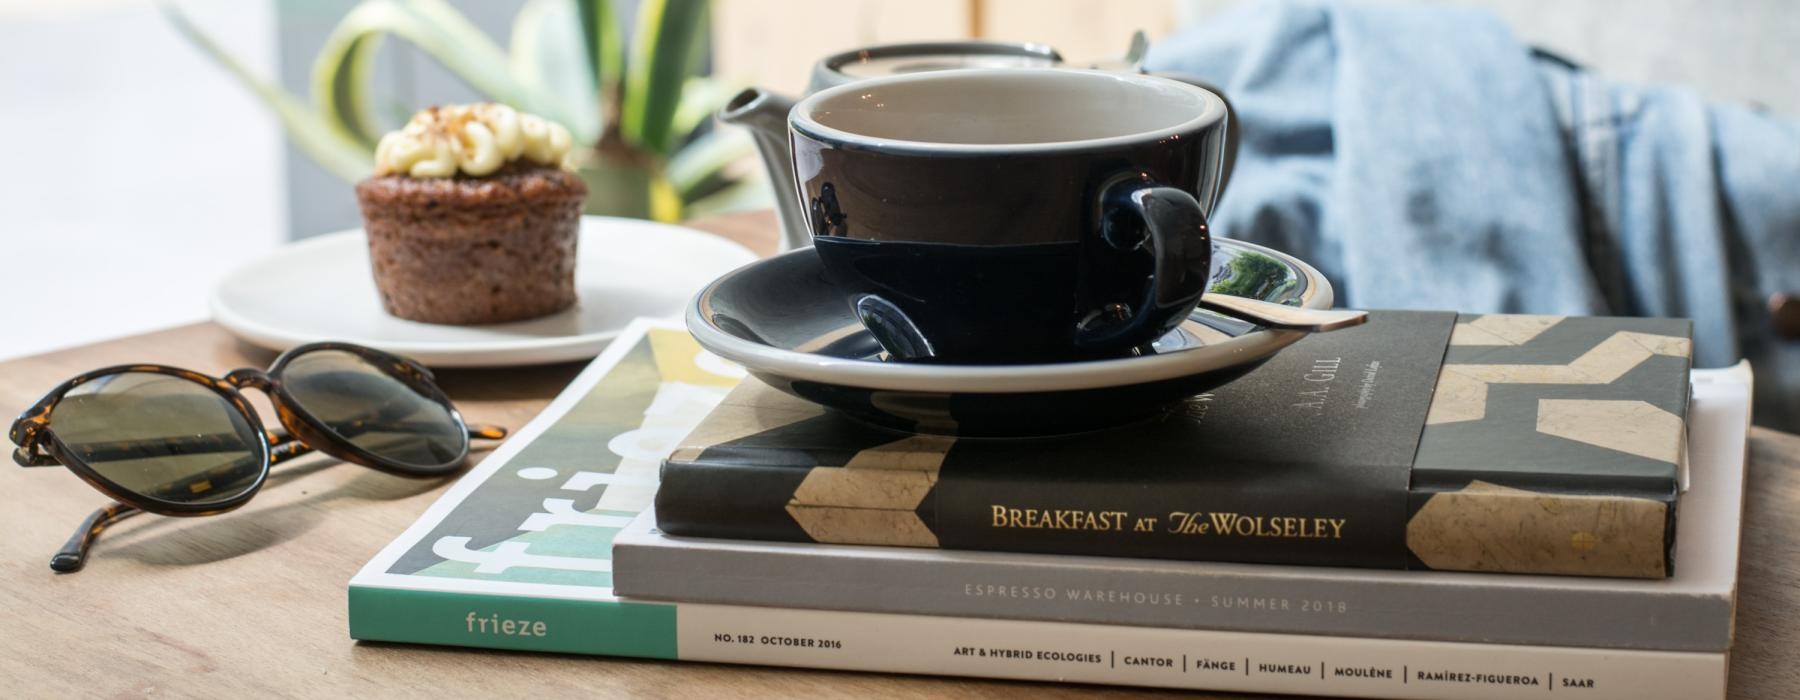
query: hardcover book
[
  {"left": 346, "top": 319, "right": 1741, "bottom": 699},
  {"left": 616, "top": 362, "right": 1747, "bottom": 651},
  {"left": 655, "top": 311, "right": 1694, "bottom": 578}
]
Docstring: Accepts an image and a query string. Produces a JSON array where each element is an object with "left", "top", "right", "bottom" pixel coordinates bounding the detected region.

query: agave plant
[{"left": 163, "top": 0, "right": 758, "bottom": 222}]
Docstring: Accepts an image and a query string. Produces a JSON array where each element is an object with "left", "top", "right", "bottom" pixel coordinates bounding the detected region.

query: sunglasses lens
[
  {"left": 50, "top": 372, "right": 265, "bottom": 505},
  {"left": 280, "top": 349, "right": 465, "bottom": 469}
]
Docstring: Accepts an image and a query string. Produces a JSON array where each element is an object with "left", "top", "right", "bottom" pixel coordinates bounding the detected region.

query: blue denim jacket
[{"left": 1149, "top": 0, "right": 1800, "bottom": 429}]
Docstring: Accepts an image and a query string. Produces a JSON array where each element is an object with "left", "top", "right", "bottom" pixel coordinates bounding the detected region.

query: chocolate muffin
[{"left": 355, "top": 104, "right": 587, "bottom": 325}]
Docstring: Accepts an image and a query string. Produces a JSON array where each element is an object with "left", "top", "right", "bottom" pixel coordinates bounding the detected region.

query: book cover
[
  {"left": 616, "top": 362, "right": 1747, "bottom": 651},
  {"left": 349, "top": 319, "right": 742, "bottom": 658},
  {"left": 655, "top": 312, "right": 1694, "bottom": 578},
  {"left": 346, "top": 319, "right": 1736, "bottom": 699}
]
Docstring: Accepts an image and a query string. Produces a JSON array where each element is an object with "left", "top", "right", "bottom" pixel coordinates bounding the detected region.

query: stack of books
[{"left": 349, "top": 317, "right": 1751, "bottom": 699}]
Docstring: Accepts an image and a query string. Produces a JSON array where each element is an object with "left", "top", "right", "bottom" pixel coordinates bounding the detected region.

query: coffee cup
[{"left": 789, "top": 68, "right": 1229, "bottom": 364}]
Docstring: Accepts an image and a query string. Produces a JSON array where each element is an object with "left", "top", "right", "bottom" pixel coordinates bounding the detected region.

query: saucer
[
  {"left": 688, "top": 238, "right": 1334, "bottom": 436},
  {"left": 213, "top": 216, "right": 756, "bottom": 367}
]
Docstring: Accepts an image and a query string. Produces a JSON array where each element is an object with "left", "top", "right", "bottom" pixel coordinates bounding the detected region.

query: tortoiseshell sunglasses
[{"left": 9, "top": 342, "right": 506, "bottom": 573}]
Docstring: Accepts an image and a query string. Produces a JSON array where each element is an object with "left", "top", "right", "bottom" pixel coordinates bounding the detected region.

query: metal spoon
[{"left": 1199, "top": 294, "right": 1369, "bottom": 332}]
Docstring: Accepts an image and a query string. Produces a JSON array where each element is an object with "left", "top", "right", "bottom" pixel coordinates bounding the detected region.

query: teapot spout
[{"left": 719, "top": 88, "right": 809, "bottom": 251}]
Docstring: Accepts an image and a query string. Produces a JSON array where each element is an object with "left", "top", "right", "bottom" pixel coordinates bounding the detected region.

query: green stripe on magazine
[{"left": 349, "top": 586, "right": 677, "bottom": 658}]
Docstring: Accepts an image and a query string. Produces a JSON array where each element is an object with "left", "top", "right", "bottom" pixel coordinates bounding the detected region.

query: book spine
[
  {"left": 655, "top": 457, "right": 1404, "bottom": 569},
  {"left": 1404, "top": 484, "right": 1678, "bottom": 578},
  {"left": 345, "top": 585, "right": 1726, "bottom": 698},
  {"left": 655, "top": 460, "right": 819, "bottom": 543},
  {"left": 685, "top": 602, "right": 1724, "bottom": 699},
  {"left": 347, "top": 585, "right": 678, "bottom": 658},
  {"left": 611, "top": 536, "right": 1731, "bottom": 652},
  {"left": 657, "top": 455, "right": 1675, "bottom": 577}
]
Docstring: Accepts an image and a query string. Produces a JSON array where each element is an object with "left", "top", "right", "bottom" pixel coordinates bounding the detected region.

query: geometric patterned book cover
[
  {"left": 658, "top": 312, "right": 1693, "bottom": 578},
  {"left": 1409, "top": 314, "right": 1692, "bottom": 577}
]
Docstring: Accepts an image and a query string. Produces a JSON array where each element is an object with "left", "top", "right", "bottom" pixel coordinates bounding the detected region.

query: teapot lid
[{"left": 814, "top": 41, "right": 1064, "bottom": 88}]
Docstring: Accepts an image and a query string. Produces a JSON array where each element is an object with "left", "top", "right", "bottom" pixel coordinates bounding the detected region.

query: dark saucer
[{"left": 688, "top": 238, "right": 1335, "bottom": 437}]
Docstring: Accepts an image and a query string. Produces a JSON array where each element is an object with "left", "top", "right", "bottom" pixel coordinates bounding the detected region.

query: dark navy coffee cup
[{"left": 790, "top": 69, "right": 1230, "bottom": 364}]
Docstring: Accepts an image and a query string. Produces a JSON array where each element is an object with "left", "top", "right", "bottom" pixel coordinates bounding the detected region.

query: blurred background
[{"left": 1, "top": 0, "right": 1795, "bottom": 361}]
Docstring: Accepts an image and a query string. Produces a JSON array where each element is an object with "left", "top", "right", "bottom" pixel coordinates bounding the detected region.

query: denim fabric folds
[{"left": 1149, "top": 0, "right": 1800, "bottom": 429}]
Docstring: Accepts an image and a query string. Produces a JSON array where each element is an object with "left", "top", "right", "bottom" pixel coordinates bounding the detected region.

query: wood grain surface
[{"left": 1, "top": 211, "right": 1793, "bottom": 698}]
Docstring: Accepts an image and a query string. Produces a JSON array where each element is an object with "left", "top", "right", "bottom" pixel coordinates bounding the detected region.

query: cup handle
[{"left": 1074, "top": 180, "right": 1213, "bottom": 352}]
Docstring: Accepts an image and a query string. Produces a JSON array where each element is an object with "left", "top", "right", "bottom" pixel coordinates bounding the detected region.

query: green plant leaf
[
  {"left": 510, "top": 0, "right": 602, "bottom": 144},
  {"left": 399, "top": 0, "right": 584, "bottom": 131},
  {"left": 312, "top": 1, "right": 396, "bottom": 148},
  {"left": 392, "top": 0, "right": 528, "bottom": 97},
  {"left": 668, "top": 76, "right": 740, "bottom": 146},
  {"left": 665, "top": 127, "right": 753, "bottom": 201},
  {"left": 682, "top": 176, "right": 772, "bottom": 220},
  {"left": 574, "top": 0, "right": 623, "bottom": 114},
  {"left": 162, "top": 1, "right": 374, "bottom": 181},
  {"left": 619, "top": 0, "right": 709, "bottom": 155},
  {"left": 312, "top": 0, "right": 582, "bottom": 141}
]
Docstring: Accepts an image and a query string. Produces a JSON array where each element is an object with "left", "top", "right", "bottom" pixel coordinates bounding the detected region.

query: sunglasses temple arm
[
  {"left": 131, "top": 422, "right": 491, "bottom": 502},
  {"left": 55, "top": 443, "right": 325, "bottom": 572},
  {"left": 55, "top": 432, "right": 265, "bottom": 463},
  {"left": 51, "top": 501, "right": 142, "bottom": 573},
  {"left": 58, "top": 417, "right": 496, "bottom": 465},
  {"left": 467, "top": 424, "right": 508, "bottom": 440},
  {"left": 88, "top": 423, "right": 495, "bottom": 501},
  {"left": 267, "top": 431, "right": 317, "bottom": 466},
  {"left": 136, "top": 434, "right": 309, "bottom": 502}
]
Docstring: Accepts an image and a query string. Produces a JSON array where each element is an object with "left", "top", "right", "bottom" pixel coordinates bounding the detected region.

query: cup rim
[{"left": 790, "top": 68, "right": 1228, "bottom": 155}]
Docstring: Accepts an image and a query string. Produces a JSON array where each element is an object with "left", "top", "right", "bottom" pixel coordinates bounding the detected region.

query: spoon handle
[{"left": 1200, "top": 294, "right": 1369, "bottom": 332}]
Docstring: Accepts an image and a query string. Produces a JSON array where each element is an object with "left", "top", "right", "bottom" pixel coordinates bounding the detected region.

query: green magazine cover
[{"left": 348, "top": 318, "right": 739, "bottom": 656}]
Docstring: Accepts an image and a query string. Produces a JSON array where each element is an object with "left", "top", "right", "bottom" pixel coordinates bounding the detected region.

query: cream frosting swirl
[{"left": 374, "top": 103, "right": 575, "bottom": 178}]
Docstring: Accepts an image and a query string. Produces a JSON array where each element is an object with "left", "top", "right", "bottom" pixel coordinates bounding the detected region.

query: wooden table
[{"left": 2, "top": 211, "right": 1795, "bottom": 698}]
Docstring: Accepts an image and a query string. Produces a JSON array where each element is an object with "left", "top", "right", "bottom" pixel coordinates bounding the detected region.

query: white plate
[{"left": 211, "top": 216, "right": 756, "bottom": 367}]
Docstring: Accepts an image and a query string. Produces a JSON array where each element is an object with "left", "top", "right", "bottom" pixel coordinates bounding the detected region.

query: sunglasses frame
[{"left": 10, "top": 342, "right": 478, "bottom": 518}]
